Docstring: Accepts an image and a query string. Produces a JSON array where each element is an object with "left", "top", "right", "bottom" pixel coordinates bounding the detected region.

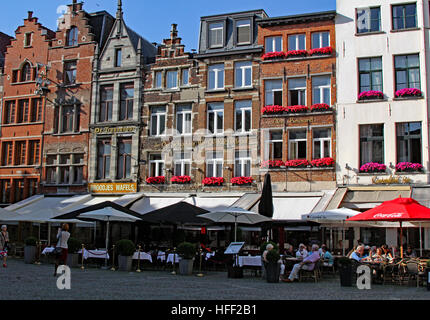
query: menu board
[{"left": 224, "top": 242, "right": 245, "bottom": 255}]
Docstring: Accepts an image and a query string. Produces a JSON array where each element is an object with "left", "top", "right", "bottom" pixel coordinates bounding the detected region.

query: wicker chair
[
  {"left": 404, "top": 261, "right": 425, "bottom": 287},
  {"left": 299, "top": 260, "right": 321, "bottom": 283},
  {"left": 321, "top": 259, "right": 336, "bottom": 277}
]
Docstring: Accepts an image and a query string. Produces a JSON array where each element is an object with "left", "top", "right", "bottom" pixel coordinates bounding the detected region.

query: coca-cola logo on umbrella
[{"left": 373, "top": 213, "right": 403, "bottom": 219}]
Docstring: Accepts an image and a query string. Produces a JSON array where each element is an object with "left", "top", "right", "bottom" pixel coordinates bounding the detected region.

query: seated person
[
  {"left": 371, "top": 247, "right": 384, "bottom": 263},
  {"left": 284, "top": 244, "right": 320, "bottom": 282},
  {"left": 404, "top": 246, "right": 417, "bottom": 259},
  {"left": 381, "top": 244, "right": 394, "bottom": 263},
  {"left": 350, "top": 245, "right": 365, "bottom": 262},
  {"left": 320, "top": 245, "right": 334, "bottom": 266},
  {"left": 296, "top": 243, "right": 308, "bottom": 259},
  {"left": 285, "top": 244, "right": 295, "bottom": 257}
]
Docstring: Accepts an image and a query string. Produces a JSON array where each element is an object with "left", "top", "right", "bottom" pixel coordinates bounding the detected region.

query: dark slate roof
[{"left": 88, "top": 10, "right": 115, "bottom": 48}]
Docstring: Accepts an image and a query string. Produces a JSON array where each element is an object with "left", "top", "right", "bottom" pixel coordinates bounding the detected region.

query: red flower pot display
[
  {"left": 262, "top": 105, "right": 286, "bottom": 115},
  {"left": 358, "top": 90, "right": 384, "bottom": 100},
  {"left": 359, "top": 163, "right": 387, "bottom": 173},
  {"left": 286, "top": 105, "right": 309, "bottom": 113},
  {"left": 231, "top": 177, "right": 253, "bottom": 186},
  {"left": 395, "top": 162, "right": 423, "bottom": 173},
  {"left": 395, "top": 88, "right": 423, "bottom": 98},
  {"left": 285, "top": 159, "right": 310, "bottom": 168},
  {"left": 171, "top": 176, "right": 192, "bottom": 184},
  {"left": 146, "top": 176, "right": 166, "bottom": 184},
  {"left": 286, "top": 50, "right": 308, "bottom": 58},
  {"left": 260, "top": 160, "right": 285, "bottom": 169},
  {"left": 262, "top": 51, "right": 287, "bottom": 60},
  {"left": 310, "top": 103, "right": 331, "bottom": 112},
  {"left": 202, "top": 177, "right": 224, "bottom": 186},
  {"left": 308, "top": 46, "right": 333, "bottom": 56},
  {"left": 311, "top": 158, "right": 335, "bottom": 168}
]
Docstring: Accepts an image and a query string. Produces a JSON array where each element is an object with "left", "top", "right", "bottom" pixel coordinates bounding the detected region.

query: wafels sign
[{"left": 89, "top": 183, "right": 137, "bottom": 194}]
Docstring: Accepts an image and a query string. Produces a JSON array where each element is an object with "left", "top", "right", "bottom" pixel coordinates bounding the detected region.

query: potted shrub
[
  {"left": 177, "top": 242, "right": 196, "bottom": 276},
  {"left": 116, "top": 239, "right": 135, "bottom": 272},
  {"left": 66, "top": 238, "right": 81, "bottom": 268},
  {"left": 338, "top": 257, "right": 353, "bottom": 287},
  {"left": 24, "top": 236, "right": 37, "bottom": 264},
  {"left": 265, "top": 249, "right": 281, "bottom": 283}
]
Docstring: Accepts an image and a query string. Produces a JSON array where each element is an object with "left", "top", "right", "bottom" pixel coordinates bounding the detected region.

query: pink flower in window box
[
  {"left": 310, "top": 103, "right": 331, "bottom": 112},
  {"left": 171, "top": 175, "right": 192, "bottom": 184},
  {"left": 262, "top": 105, "right": 286, "bottom": 115},
  {"left": 286, "top": 50, "right": 308, "bottom": 58},
  {"left": 395, "top": 88, "right": 422, "bottom": 98},
  {"left": 202, "top": 177, "right": 224, "bottom": 186},
  {"left": 359, "top": 163, "right": 386, "bottom": 173},
  {"left": 231, "top": 177, "right": 253, "bottom": 185},
  {"left": 311, "top": 158, "right": 335, "bottom": 168},
  {"left": 358, "top": 90, "right": 384, "bottom": 100},
  {"left": 146, "top": 176, "right": 166, "bottom": 184}
]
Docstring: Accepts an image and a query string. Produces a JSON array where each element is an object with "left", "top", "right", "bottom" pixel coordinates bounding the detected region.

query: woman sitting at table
[
  {"left": 320, "top": 245, "right": 334, "bottom": 266},
  {"left": 296, "top": 244, "right": 308, "bottom": 259},
  {"left": 371, "top": 247, "right": 384, "bottom": 263},
  {"left": 285, "top": 244, "right": 295, "bottom": 257},
  {"left": 381, "top": 244, "right": 394, "bottom": 263}
]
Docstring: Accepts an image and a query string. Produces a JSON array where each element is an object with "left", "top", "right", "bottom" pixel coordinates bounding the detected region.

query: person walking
[
  {"left": 0, "top": 225, "right": 9, "bottom": 268},
  {"left": 54, "top": 224, "right": 70, "bottom": 276}
]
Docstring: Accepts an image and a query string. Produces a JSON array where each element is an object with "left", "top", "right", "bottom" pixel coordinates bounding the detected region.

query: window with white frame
[
  {"left": 166, "top": 70, "right": 178, "bottom": 89},
  {"left": 235, "top": 150, "right": 252, "bottom": 177},
  {"left": 206, "top": 151, "right": 224, "bottom": 178},
  {"left": 235, "top": 100, "right": 252, "bottom": 133},
  {"left": 174, "top": 151, "right": 192, "bottom": 176},
  {"left": 312, "top": 76, "right": 331, "bottom": 105},
  {"left": 265, "top": 36, "right": 282, "bottom": 53},
  {"left": 312, "top": 128, "right": 332, "bottom": 159},
  {"left": 208, "top": 64, "right": 224, "bottom": 90},
  {"left": 288, "top": 77, "right": 306, "bottom": 105},
  {"left": 311, "top": 32, "right": 330, "bottom": 49},
  {"left": 207, "top": 103, "right": 224, "bottom": 135},
  {"left": 288, "top": 34, "right": 306, "bottom": 51},
  {"left": 265, "top": 80, "right": 283, "bottom": 106},
  {"left": 266, "top": 130, "right": 283, "bottom": 161},
  {"left": 150, "top": 106, "right": 166, "bottom": 136},
  {"left": 235, "top": 61, "right": 252, "bottom": 88},
  {"left": 236, "top": 19, "right": 251, "bottom": 44},
  {"left": 209, "top": 22, "right": 224, "bottom": 48},
  {"left": 176, "top": 105, "right": 192, "bottom": 135},
  {"left": 149, "top": 154, "right": 165, "bottom": 177},
  {"left": 289, "top": 130, "right": 307, "bottom": 160},
  {"left": 182, "top": 69, "right": 189, "bottom": 86}
]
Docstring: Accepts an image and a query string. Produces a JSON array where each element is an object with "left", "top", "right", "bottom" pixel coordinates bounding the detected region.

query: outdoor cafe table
[
  {"left": 78, "top": 249, "right": 109, "bottom": 260},
  {"left": 238, "top": 256, "right": 262, "bottom": 268},
  {"left": 132, "top": 251, "right": 153, "bottom": 263},
  {"left": 42, "top": 247, "right": 55, "bottom": 255},
  {"left": 166, "top": 253, "right": 181, "bottom": 264}
]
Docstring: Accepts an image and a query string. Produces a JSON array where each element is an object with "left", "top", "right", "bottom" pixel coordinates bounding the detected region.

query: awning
[{"left": 184, "top": 196, "right": 241, "bottom": 211}]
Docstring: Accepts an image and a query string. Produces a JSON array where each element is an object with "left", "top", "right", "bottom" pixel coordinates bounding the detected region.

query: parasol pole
[
  {"left": 400, "top": 221, "right": 403, "bottom": 259},
  {"left": 342, "top": 221, "right": 345, "bottom": 256},
  {"left": 234, "top": 215, "right": 237, "bottom": 242},
  {"left": 419, "top": 222, "right": 423, "bottom": 257},
  {"left": 105, "top": 218, "right": 110, "bottom": 269}
]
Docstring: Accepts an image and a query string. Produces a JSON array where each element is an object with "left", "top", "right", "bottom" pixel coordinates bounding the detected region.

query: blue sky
[{"left": 0, "top": 0, "right": 336, "bottom": 50}]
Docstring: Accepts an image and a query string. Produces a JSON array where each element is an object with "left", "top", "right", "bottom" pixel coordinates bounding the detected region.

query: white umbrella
[{"left": 198, "top": 207, "right": 271, "bottom": 242}]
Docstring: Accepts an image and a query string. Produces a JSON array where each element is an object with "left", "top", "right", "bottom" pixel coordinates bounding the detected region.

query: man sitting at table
[
  {"left": 404, "top": 246, "right": 417, "bottom": 259},
  {"left": 296, "top": 244, "right": 308, "bottom": 259},
  {"left": 283, "top": 244, "right": 320, "bottom": 283},
  {"left": 350, "top": 246, "right": 366, "bottom": 262}
]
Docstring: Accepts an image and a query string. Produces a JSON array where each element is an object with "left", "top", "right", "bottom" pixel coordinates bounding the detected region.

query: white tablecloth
[
  {"left": 78, "top": 249, "right": 109, "bottom": 260},
  {"left": 42, "top": 247, "right": 55, "bottom": 255},
  {"left": 238, "top": 256, "right": 262, "bottom": 267},
  {"left": 157, "top": 252, "right": 166, "bottom": 262},
  {"left": 132, "top": 252, "right": 153, "bottom": 263},
  {"left": 166, "top": 253, "right": 181, "bottom": 264}
]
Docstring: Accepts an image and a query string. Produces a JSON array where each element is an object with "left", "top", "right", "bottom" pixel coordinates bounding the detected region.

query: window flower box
[
  {"left": 310, "top": 103, "right": 331, "bottom": 112},
  {"left": 171, "top": 176, "right": 192, "bottom": 184},
  {"left": 231, "top": 177, "right": 253, "bottom": 186},
  {"left": 146, "top": 176, "right": 166, "bottom": 185},
  {"left": 286, "top": 105, "right": 309, "bottom": 113},
  {"left": 260, "top": 160, "right": 285, "bottom": 169},
  {"left": 395, "top": 88, "right": 422, "bottom": 98},
  {"left": 286, "top": 50, "right": 308, "bottom": 58},
  {"left": 262, "top": 52, "right": 287, "bottom": 61},
  {"left": 285, "top": 159, "right": 310, "bottom": 168},
  {"left": 308, "top": 46, "right": 333, "bottom": 56},
  {"left": 359, "top": 162, "right": 387, "bottom": 173},
  {"left": 311, "top": 158, "right": 335, "bottom": 168},
  {"left": 395, "top": 162, "right": 423, "bottom": 173},
  {"left": 202, "top": 177, "right": 224, "bottom": 186},
  {"left": 262, "top": 105, "right": 286, "bottom": 115},
  {"left": 358, "top": 90, "right": 384, "bottom": 101}
]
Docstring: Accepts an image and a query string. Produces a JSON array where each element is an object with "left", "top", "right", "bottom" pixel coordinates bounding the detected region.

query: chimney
[
  {"left": 170, "top": 24, "right": 178, "bottom": 41},
  {"left": 28, "top": 11, "right": 33, "bottom": 20}
]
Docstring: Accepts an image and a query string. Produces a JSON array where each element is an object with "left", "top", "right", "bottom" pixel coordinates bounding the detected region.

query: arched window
[
  {"left": 66, "top": 26, "right": 78, "bottom": 47},
  {"left": 21, "top": 63, "right": 32, "bottom": 82}
]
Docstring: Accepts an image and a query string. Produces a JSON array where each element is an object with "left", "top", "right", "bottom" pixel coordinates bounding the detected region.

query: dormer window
[
  {"left": 236, "top": 19, "right": 251, "bottom": 45},
  {"left": 115, "top": 48, "right": 122, "bottom": 67},
  {"left": 24, "top": 33, "right": 32, "bottom": 47},
  {"left": 66, "top": 26, "right": 78, "bottom": 47},
  {"left": 21, "top": 63, "right": 32, "bottom": 82},
  {"left": 209, "top": 22, "right": 224, "bottom": 48}
]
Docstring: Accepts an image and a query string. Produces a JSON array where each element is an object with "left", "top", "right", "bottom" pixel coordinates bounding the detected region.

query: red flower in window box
[
  {"left": 358, "top": 90, "right": 384, "bottom": 100},
  {"left": 171, "top": 175, "right": 192, "bottom": 184},
  {"left": 231, "top": 177, "right": 253, "bottom": 186},
  {"left": 202, "top": 177, "right": 224, "bottom": 186},
  {"left": 262, "top": 51, "right": 287, "bottom": 60},
  {"left": 260, "top": 160, "right": 285, "bottom": 169},
  {"left": 308, "top": 46, "right": 333, "bottom": 56},
  {"left": 395, "top": 88, "right": 423, "bottom": 98},
  {"left": 286, "top": 105, "right": 309, "bottom": 113},
  {"left": 311, "top": 158, "right": 335, "bottom": 168},
  {"left": 285, "top": 159, "right": 310, "bottom": 168},
  {"left": 262, "top": 105, "right": 286, "bottom": 115},
  {"left": 286, "top": 50, "right": 308, "bottom": 58},
  {"left": 395, "top": 162, "right": 423, "bottom": 173},
  {"left": 146, "top": 176, "right": 166, "bottom": 185},
  {"left": 359, "top": 162, "right": 386, "bottom": 173},
  {"left": 310, "top": 103, "right": 331, "bottom": 112}
]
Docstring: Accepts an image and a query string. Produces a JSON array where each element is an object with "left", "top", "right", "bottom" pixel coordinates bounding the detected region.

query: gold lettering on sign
[
  {"left": 89, "top": 183, "right": 137, "bottom": 194},
  {"left": 94, "top": 127, "right": 137, "bottom": 134}
]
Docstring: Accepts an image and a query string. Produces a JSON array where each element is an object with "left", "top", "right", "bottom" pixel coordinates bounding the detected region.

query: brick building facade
[
  {"left": 257, "top": 11, "right": 337, "bottom": 192},
  {"left": 42, "top": 1, "right": 114, "bottom": 195},
  {"left": 0, "top": 11, "right": 55, "bottom": 204}
]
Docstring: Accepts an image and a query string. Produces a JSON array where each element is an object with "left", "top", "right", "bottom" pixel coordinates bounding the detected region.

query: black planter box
[
  {"left": 266, "top": 262, "right": 280, "bottom": 283},
  {"left": 339, "top": 264, "right": 353, "bottom": 287},
  {"left": 227, "top": 265, "right": 243, "bottom": 278}
]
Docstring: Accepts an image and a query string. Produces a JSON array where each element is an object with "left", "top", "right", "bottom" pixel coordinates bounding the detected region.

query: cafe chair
[
  {"left": 299, "top": 260, "right": 321, "bottom": 283},
  {"left": 404, "top": 261, "right": 425, "bottom": 288},
  {"left": 321, "top": 259, "right": 336, "bottom": 277}
]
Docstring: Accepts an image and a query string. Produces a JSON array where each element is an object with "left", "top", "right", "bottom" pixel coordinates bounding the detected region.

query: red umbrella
[{"left": 346, "top": 197, "right": 430, "bottom": 258}]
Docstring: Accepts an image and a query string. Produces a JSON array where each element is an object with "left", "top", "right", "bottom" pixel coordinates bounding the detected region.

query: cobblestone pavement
[{"left": 0, "top": 259, "right": 429, "bottom": 300}]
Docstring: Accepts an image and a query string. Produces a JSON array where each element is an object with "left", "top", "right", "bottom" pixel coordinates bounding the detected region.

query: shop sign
[
  {"left": 89, "top": 183, "right": 137, "bottom": 194},
  {"left": 94, "top": 127, "right": 137, "bottom": 134}
]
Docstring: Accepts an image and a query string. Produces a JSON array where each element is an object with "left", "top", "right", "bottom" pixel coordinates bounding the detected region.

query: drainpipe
[{"left": 422, "top": 0, "right": 430, "bottom": 184}]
